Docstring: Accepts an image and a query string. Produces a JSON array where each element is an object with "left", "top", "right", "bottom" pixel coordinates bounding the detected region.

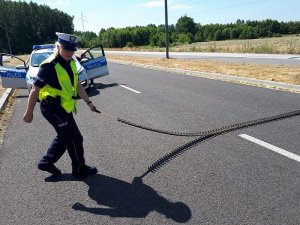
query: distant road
[{"left": 106, "top": 51, "right": 300, "bottom": 65}]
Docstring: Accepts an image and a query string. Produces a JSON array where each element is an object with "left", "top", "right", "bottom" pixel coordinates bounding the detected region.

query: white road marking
[
  {"left": 239, "top": 134, "right": 300, "bottom": 163},
  {"left": 119, "top": 85, "right": 141, "bottom": 94}
]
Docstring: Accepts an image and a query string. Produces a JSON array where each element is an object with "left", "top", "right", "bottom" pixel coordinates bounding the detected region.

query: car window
[
  {"left": 1, "top": 55, "right": 15, "bottom": 68},
  {"left": 1, "top": 54, "right": 26, "bottom": 68},
  {"left": 81, "top": 52, "right": 93, "bottom": 60},
  {"left": 80, "top": 45, "right": 105, "bottom": 61},
  {"left": 90, "top": 49, "right": 104, "bottom": 58},
  {"left": 31, "top": 52, "right": 52, "bottom": 67}
]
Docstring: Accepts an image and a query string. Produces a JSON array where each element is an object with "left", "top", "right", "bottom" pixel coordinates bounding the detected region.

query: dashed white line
[
  {"left": 119, "top": 85, "right": 141, "bottom": 94},
  {"left": 239, "top": 134, "right": 300, "bottom": 163}
]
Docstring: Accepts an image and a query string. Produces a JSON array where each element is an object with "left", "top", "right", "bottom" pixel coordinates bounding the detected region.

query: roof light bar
[{"left": 32, "top": 44, "right": 55, "bottom": 51}]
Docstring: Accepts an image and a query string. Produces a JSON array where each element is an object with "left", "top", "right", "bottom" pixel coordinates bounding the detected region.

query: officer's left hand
[
  {"left": 88, "top": 102, "right": 100, "bottom": 113},
  {"left": 23, "top": 111, "right": 33, "bottom": 123}
]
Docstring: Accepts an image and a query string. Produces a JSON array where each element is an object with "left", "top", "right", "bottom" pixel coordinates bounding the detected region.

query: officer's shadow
[
  {"left": 45, "top": 174, "right": 191, "bottom": 223},
  {"left": 86, "top": 82, "right": 120, "bottom": 97}
]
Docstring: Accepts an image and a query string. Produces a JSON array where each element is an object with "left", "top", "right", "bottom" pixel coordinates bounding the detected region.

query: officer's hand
[
  {"left": 88, "top": 102, "right": 100, "bottom": 113},
  {"left": 23, "top": 111, "right": 33, "bottom": 123}
]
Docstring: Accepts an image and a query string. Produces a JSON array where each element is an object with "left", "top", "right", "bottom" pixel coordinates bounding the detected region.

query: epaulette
[{"left": 50, "top": 55, "right": 59, "bottom": 65}]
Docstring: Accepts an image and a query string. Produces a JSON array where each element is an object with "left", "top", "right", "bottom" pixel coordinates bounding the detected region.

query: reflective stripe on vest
[{"left": 39, "top": 54, "right": 78, "bottom": 113}]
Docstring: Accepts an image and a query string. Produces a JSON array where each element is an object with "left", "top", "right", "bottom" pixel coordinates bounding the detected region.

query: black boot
[
  {"left": 72, "top": 165, "right": 98, "bottom": 178},
  {"left": 38, "top": 163, "right": 62, "bottom": 176}
]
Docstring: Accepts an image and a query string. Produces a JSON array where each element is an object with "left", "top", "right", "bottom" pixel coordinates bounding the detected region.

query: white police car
[{"left": 0, "top": 44, "right": 109, "bottom": 93}]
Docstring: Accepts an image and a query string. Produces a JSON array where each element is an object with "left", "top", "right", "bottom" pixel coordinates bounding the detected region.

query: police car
[{"left": 0, "top": 44, "right": 109, "bottom": 93}]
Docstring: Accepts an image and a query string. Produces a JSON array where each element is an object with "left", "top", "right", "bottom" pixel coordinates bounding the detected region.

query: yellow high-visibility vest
[{"left": 39, "top": 54, "right": 78, "bottom": 113}]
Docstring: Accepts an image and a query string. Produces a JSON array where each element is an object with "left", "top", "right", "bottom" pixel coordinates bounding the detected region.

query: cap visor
[{"left": 61, "top": 44, "right": 77, "bottom": 51}]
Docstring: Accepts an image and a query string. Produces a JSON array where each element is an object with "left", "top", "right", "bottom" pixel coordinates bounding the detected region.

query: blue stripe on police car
[
  {"left": 83, "top": 58, "right": 107, "bottom": 71},
  {"left": 0, "top": 68, "right": 26, "bottom": 79}
]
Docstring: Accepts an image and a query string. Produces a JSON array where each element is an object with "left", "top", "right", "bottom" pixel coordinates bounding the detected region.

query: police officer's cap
[{"left": 56, "top": 32, "right": 81, "bottom": 51}]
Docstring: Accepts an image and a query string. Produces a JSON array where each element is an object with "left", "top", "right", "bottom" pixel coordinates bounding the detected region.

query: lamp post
[
  {"left": 164, "top": 0, "right": 169, "bottom": 59},
  {"left": 4, "top": 16, "right": 12, "bottom": 54}
]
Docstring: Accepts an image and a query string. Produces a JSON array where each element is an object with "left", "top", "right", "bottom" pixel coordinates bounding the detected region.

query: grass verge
[
  {"left": 116, "top": 36, "right": 300, "bottom": 54},
  {"left": 0, "top": 90, "right": 17, "bottom": 144},
  {"left": 106, "top": 55, "right": 300, "bottom": 86}
]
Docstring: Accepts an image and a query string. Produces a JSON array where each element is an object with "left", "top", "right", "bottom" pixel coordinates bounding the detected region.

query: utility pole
[
  {"left": 79, "top": 12, "right": 87, "bottom": 32},
  {"left": 4, "top": 16, "right": 12, "bottom": 54},
  {"left": 164, "top": 0, "right": 169, "bottom": 59}
]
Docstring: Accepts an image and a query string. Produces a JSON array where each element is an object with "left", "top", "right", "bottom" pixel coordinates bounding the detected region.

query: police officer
[{"left": 23, "top": 32, "right": 98, "bottom": 177}]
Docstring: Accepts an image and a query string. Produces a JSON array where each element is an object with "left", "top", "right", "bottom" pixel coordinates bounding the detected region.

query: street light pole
[
  {"left": 4, "top": 16, "right": 12, "bottom": 54},
  {"left": 164, "top": 0, "right": 169, "bottom": 59}
]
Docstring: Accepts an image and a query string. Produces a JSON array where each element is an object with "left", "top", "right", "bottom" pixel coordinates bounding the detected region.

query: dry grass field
[
  {"left": 121, "top": 35, "right": 300, "bottom": 54},
  {"left": 171, "top": 36, "right": 300, "bottom": 54},
  {"left": 0, "top": 90, "right": 16, "bottom": 144}
]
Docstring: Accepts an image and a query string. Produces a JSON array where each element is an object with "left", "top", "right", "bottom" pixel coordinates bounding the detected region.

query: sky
[{"left": 11, "top": 0, "right": 300, "bottom": 33}]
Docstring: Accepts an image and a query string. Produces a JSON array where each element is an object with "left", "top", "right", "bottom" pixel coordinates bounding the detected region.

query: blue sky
[{"left": 13, "top": 0, "right": 300, "bottom": 33}]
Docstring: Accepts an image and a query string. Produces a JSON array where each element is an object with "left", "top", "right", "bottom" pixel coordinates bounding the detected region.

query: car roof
[
  {"left": 31, "top": 44, "right": 55, "bottom": 54},
  {"left": 32, "top": 48, "right": 54, "bottom": 54}
]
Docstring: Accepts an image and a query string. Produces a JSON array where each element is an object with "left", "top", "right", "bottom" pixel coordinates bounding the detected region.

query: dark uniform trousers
[{"left": 39, "top": 98, "right": 85, "bottom": 169}]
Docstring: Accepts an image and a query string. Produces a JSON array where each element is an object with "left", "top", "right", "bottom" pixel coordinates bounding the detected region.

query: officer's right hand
[{"left": 23, "top": 112, "right": 33, "bottom": 123}]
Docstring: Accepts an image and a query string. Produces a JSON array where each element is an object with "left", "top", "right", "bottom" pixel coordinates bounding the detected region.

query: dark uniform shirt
[{"left": 34, "top": 54, "right": 76, "bottom": 89}]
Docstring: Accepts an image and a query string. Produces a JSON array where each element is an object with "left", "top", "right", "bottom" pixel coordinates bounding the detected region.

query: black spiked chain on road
[
  {"left": 95, "top": 109, "right": 300, "bottom": 181},
  {"left": 117, "top": 110, "right": 300, "bottom": 137},
  {"left": 131, "top": 110, "right": 300, "bottom": 181}
]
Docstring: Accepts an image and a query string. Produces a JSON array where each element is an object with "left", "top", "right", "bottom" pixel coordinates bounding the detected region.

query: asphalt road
[
  {"left": 0, "top": 62, "right": 299, "bottom": 225},
  {"left": 106, "top": 51, "right": 300, "bottom": 65}
]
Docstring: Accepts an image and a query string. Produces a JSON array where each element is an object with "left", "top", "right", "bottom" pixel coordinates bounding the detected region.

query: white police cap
[{"left": 56, "top": 32, "right": 81, "bottom": 51}]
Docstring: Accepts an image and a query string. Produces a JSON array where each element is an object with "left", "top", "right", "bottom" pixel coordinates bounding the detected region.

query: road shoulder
[
  {"left": 108, "top": 59, "right": 300, "bottom": 93},
  {"left": 0, "top": 88, "right": 13, "bottom": 111}
]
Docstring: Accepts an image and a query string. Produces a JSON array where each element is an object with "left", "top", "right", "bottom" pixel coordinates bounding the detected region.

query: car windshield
[{"left": 31, "top": 52, "right": 52, "bottom": 67}]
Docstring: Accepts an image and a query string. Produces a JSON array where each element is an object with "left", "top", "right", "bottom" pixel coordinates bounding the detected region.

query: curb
[
  {"left": 109, "top": 60, "right": 300, "bottom": 93},
  {"left": 0, "top": 88, "right": 13, "bottom": 111}
]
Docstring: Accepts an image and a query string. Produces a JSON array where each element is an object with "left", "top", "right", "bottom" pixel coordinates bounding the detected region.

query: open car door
[
  {"left": 0, "top": 53, "right": 28, "bottom": 89},
  {"left": 80, "top": 44, "right": 109, "bottom": 81}
]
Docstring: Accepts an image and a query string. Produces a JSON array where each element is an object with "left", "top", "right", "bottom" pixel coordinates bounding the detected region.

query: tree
[
  {"left": 194, "top": 31, "right": 204, "bottom": 42},
  {"left": 236, "top": 19, "right": 245, "bottom": 24},
  {"left": 0, "top": 0, "right": 12, "bottom": 53},
  {"left": 176, "top": 15, "right": 196, "bottom": 35},
  {"left": 176, "top": 33, "right": 192, "bottom": 44},
  {"left": 101, "top": 28, "right": 119, "bottom": 48},
  {"left": 214, "top": 30, "right": 223, "bottom": 41},
  {"left": 0, "top": 0, "right": 74, "bottom": 54},
  {"left": 230, "top": 28, "right": 241, "bottom": 39},
  {"left": 150, "top": 32, "right": 165, "bottom": 47}
]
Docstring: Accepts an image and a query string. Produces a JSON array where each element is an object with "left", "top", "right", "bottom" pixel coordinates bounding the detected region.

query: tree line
[
  {"left": 0, "top": 0, "right": 299, "bottom": 54},
  {"left": 0, "top": 0, "right": 73, "bottom": 54},
  {"left": 77, "top": 17, "right": 300, "bottom": 49}
]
